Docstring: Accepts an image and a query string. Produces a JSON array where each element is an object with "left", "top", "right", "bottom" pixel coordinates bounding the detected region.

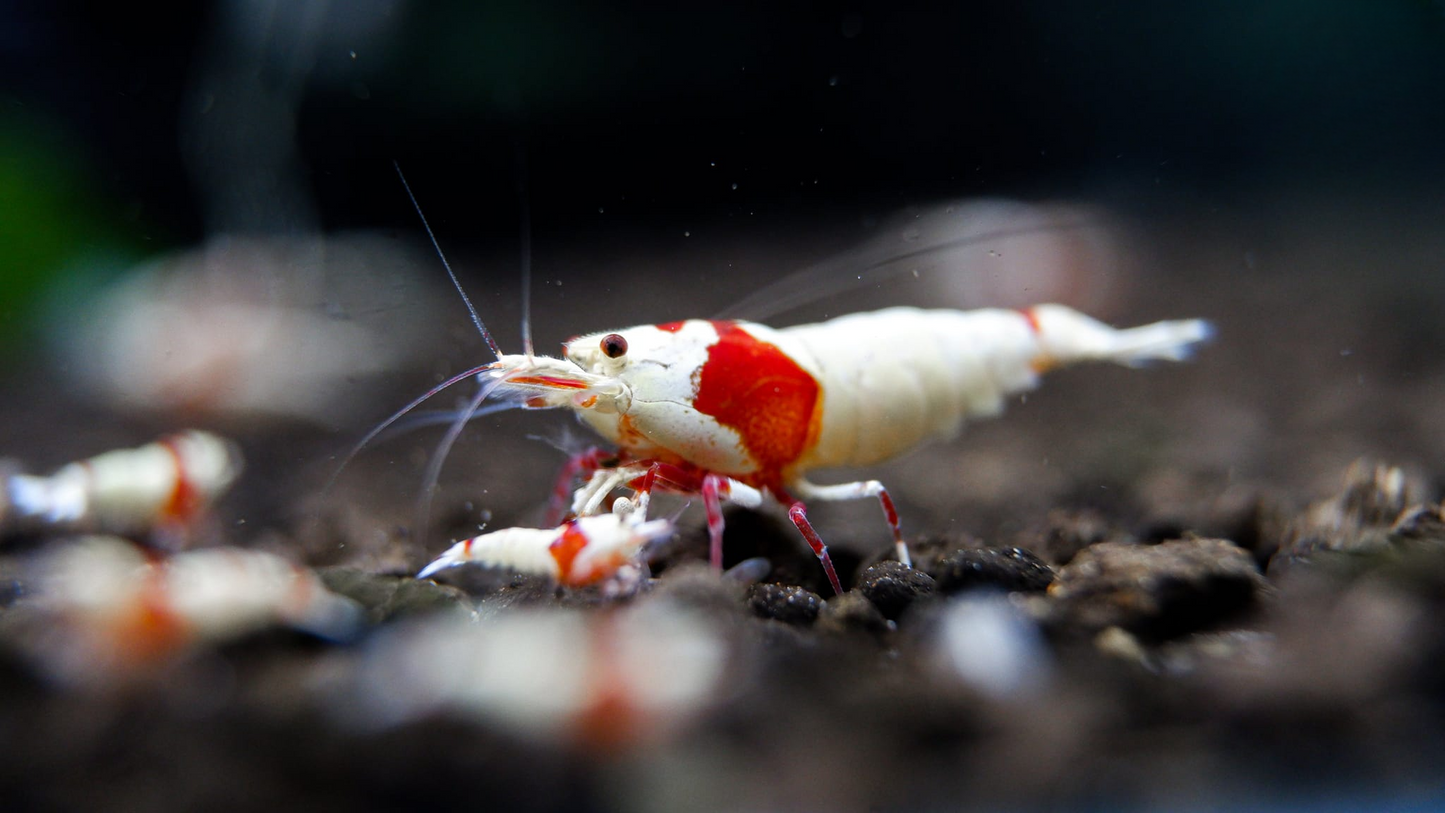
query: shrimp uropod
[{"left": 2, "top": 430, "right": 242, "bottom": 540}]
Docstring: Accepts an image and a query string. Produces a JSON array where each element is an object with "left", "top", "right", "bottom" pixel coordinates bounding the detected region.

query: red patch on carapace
[
  {"left": 549, "top": 522, "right": 592, "bottom": 585},
  {"left": 693, "top": 322, "right": 820, "bottom": 484},
  {"left": 158, "top": 436, "right": 201, "bottom": 522},
  {"left": 655, "top": 321, "right": 687, "bottom": 333}
]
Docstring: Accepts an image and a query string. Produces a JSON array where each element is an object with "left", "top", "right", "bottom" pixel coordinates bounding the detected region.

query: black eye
[{"left": 600, "top": 333, "right": 628, "bottom": 359}]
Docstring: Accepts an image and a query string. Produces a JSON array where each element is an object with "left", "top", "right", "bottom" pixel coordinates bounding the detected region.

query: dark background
[
  {"left": 6, "top": 0, "right": 1445, "bottom": 518},
  {"left": 6, "top": 1, "right": 1445, "bottom": 263}
]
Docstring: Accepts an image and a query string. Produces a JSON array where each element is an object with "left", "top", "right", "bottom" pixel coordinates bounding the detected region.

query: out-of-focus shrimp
[
  {"left": 15, "top": 536, "right": 360, "bottom": 684},
  {"left": 352, "top": 603, "right": 731, "bottom": 749},
  {"left": 2, "top": 430, "right": 241, "bottom": 541}
]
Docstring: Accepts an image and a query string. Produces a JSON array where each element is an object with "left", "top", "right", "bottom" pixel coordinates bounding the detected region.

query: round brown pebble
[
  {"left": 856, "top": 561, "right": 935, "bottom": 620},
  {"left": 748, "top": 583, "right": 824, "bottom": 626},
  {"left": 1046, "top": 537, "right": 1266, "bottom": 641},
  {"left": 933, "top": 547, "right": 1054, "bottom": 595}
]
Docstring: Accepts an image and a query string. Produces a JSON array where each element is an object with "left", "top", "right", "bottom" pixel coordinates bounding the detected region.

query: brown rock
[{"left": 1045, "top": 537, "right": 1266, "bottom": 642}]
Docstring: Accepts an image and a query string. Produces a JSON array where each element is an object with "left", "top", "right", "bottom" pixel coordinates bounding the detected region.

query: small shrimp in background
[
  {"left": 717, "top": 199, "right": 1135, "bottom": 325},
  {"left": 47, "top": 235, "right": 450, "bottom": 425},
  {"left": 1, "top": 430, "right": 241, "bottom": 544},
  {"left": 8, "top": 535, "right": 361, "bottom": 686}
]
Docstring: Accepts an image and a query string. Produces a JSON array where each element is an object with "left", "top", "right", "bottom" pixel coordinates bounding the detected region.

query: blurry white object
[
  {"left": 53, "top": 234, "right": 448, "bottom": 424},
  {"left": 16, "top": 535, "right": 362, "bottom": 684},
  {"left": 886, "top": 200, "right": 1131, "bottom": 315},
  {"left": 723, "top": 199, "right": 1135, "bottom": 324},
  {"left": 355, "top": 602, "right": 729, "bottom": 747},
  {"left": 935, "top": 593, "right": 1052, "bottom": 700},
  {"left": 3, "top": 430, "right": 240, "bottom": 537}
]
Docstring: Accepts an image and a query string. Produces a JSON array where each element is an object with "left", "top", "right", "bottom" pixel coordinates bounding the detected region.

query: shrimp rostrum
[{"left": 469, "top": 304, "right": 1210, "bottom": 594}]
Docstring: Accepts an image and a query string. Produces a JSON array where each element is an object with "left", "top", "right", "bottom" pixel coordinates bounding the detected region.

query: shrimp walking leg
[
  {"left": 622, "top": 462, "right": 764, "bottom": 571},
  {"left": 786, "top": 503, "right": 845, "bottom": 596},
  {"left": 701, "top": 474, "right": 728, "bottom": 570},
  {"left": 574, "top": 465, "right": 648, "bottom": 517},
  {"left": 792, "top": 479, "right": 910, "bottom": 568},
  {"left": 546, "top": 447, "right": 614, "bottom": 524}
]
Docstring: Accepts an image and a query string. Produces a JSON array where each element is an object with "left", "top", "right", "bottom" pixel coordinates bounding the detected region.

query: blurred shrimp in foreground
[{"left": 5, "top": 535, "right": 362, "bottom": 686}]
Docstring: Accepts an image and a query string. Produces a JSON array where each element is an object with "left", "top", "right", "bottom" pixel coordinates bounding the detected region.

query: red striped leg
[
  {"left": 701, "top": 474, "right": 729, "bottom": 570},
  {"left": 793, "top": 479, "right": 910, "bottom": 568},
  {"left": 786, "top": 502, "right": 844, "bottom": 595},
  {"left": 625, "top": 465, "right": 763, "bottom": 573}
]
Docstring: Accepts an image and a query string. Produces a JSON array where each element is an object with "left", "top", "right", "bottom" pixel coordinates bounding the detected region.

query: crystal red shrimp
[
  {"left": 417, "top": 510, "right": 675, "bottom": 587},
  {"left": 1, "top": 430, "right": 242, "bottom": 540},
  {"left": 476, "top": 305, "right": 1211, "bottom": 594},
  {"left": 369, "top": 172, "right": 1211, "bottom": 594},
  {"left": 22, "top": 535, "right": 359, "bottom": 680}
]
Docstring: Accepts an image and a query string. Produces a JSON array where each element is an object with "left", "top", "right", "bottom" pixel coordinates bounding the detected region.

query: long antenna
[
  {"left": 323, "top": 361, "right": 500, "bottom": 493},
  {"left": 414, "top": 371, "right": 511, "bottom": 545},
  {"left": 394, "top": 161, "right": 504, "bottom": 360},
  {"left": 515, "top": 141, "right": 535, "bottom": 358}
]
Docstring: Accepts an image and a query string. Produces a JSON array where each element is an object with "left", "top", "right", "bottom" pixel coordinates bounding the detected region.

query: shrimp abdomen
[{"left": 782, "top": 306, "right": 1210, "bottom": 472}]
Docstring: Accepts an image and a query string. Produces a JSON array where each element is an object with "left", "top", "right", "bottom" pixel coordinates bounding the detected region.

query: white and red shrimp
[
  {"left": 15, "top": 535, "right": 360, "bottom": 683},
  {"left": 417, "top": 508, "right": 676, "bottom": 589},
  {"left": 406, "top": 306, "right": 1208, "bottom": 594},
  {"left": 1, "top": 430, "right": 241, "bottom": 542},
  {"left": 361, "top": 173, "right": 1213, "bottom": 595},
  {"left": 353, "top": 602, "right": 730, "bottom": 748}
]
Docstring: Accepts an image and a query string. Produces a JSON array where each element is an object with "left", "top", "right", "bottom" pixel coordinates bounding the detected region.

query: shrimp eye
[{"left": 600, "top": 333, "right": 628, "bottom": 359}]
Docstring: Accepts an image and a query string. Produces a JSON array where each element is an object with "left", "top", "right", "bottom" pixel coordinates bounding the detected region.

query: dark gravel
[
  {"left": 855, "top": 561, "right": 937, "bottom": 620},
  {"left": 747, "top": 582, "right": 824, "bottom": 626},
  {"left": 1043, "top": 537, "right": 1267, "bottom": 641},
  {"left": 931, "top": 546, "right": 1055, "bottom": 594}
]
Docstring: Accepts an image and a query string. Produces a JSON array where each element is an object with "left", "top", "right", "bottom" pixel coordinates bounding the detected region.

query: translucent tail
[{"left": 1030, "top": 304, "right": 1214, "bottom": 368}]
